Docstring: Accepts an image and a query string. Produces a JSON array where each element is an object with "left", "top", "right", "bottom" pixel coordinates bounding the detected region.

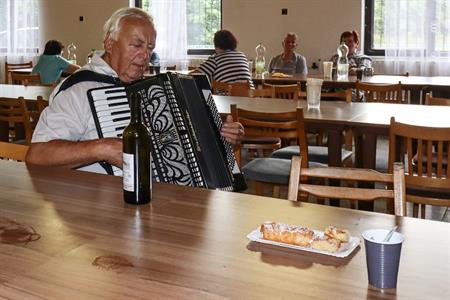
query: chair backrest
[
  {"left": 354, "top": 81, "right": 404, "bottom": 103},
  {"left": 166, "top": 65, "right": 177, "bottom": 71},
  {"left": 212, "top": 80, "right": 251, "bottom": 96},
  {"left": 229, "top": 86, "right": 272, "bottom": 98},
  {"left": 5, "top": 61, "right": 33, "bottom": 84},
  {"left": 230, "top": 104, "right": 309, "bottom": 168},
  {"left": 0, "top": 97, "right": 33, "bottom": 144},
  {"left": 11, "top": 72, "right": 41, "bottom": 86},
  {"left": 288, "top": 155, "right": 406, "bottom": 216},
  {"left": 263, "top": 83, "right": 301, "bottom": 100},
  {"left": 28, "top": 96, "right": 48, "bottom": 130},
  {"left": 0, "top": 141, "right": 29, "bottom": 161},
  {"left": 425, "top": 93, "right": 450, "bottom": 106},
  {"left": 388, "top": 117, "right": 450, "bottom": 217},
  {"left": 36, "top": 96, "right": 49, "bottom": 114}
]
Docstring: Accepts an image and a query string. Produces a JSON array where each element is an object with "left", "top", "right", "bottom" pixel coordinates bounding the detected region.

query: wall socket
[{"left": 281, "top": 8, "right": 288, "bottom": 15}]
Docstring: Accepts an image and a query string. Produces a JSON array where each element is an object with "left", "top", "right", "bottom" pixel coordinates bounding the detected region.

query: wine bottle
[{"left": 122, "top": 92, "right": 151, "bottom": 204}]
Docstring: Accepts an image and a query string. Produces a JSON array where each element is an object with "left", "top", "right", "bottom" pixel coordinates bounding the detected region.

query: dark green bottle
[{"left": 122, "top": 92, "right": 151, "bottom": 204}]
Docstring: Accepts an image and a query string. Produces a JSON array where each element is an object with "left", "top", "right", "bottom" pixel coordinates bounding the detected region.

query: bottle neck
[{"left": 130, "top": 93, "right": 142, "bottom": 124}]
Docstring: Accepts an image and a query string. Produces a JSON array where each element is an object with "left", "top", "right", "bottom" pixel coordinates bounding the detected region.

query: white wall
[
  {"left": 223, "top": 0, "right": 363, "bottom": 73},
  {"left": 38, "top": 0, "right": 128, "bottom": 65},
  {"left": 37, "top": 0, "right": 362, "bottom": 72}
]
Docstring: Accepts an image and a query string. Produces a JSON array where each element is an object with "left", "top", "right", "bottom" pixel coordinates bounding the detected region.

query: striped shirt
[{"left": 198, "top": 50, "right": 254, "bottom": 87}]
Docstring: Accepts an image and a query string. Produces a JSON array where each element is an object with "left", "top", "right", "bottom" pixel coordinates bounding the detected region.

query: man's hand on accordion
[{"left": 221, "top": 115, "right": 245, "bottom": 145}]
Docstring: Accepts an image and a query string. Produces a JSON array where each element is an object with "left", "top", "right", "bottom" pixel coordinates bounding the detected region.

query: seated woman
[
  {"left": 32, "top": 40, "right": 80, "bottom": 85},
  {"left": 196, "top": 30, "right": 253, "bottom": 88},
  {"left": 331, "top": 30, "right": 372, "bottom": 75},
  {"left": 268, "top": 32, "right": 308, "bottom": 75}
]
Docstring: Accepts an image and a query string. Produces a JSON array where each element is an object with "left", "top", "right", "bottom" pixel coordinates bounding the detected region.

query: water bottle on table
[{"left": 336, "top": 42, "right": 349, "bottom": 80}]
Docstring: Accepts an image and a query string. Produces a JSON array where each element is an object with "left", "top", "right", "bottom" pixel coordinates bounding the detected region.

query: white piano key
[
  {"left": 90, "top": 88, "right": 126, "bottom": 99},
  {"left": 94, "top": 104, "right": 130, "bottom": 113},
  {"left": 93, "top": 98, "right": 128, "bottom": 107}
]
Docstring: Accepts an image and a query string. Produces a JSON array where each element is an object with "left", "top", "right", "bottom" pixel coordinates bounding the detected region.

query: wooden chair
[
  {"left": 425, "top": 93, "right": 450, "bottom": 106},
  {"left": 232, "top": 104, "right": 311, "bottom": 197},
  {"left": 28, "top": 96, "right": 49, "bottom": 130},
  {"left": 353, "top": 81, "right": 404, "bottom": 103},
  {"left": 0, "top": 97, "right": 33, "bottom": 144},
  {"left": 166, "top": 65, "right": 177, "bottom": 71},
  {"left": 0, "top": 141, "right": 29, "bottom": 161},
  {"left": 388, "top": 117, "right": 450, "bottom": 218},
  {"left": 5, "top": 61, "right": 33, "bottom": 84},
  {"left": 288, "top": 155, "right": 406, "bottom": 216},
  {"left": 36, "top": 96, "right": 49, "bottom": 114},
  {"left": 10, "top": 72, "right": 42, "bottom": 86},
  {"left": 263, "top": 83, "right": 301, "bottom": 100},
  {"left": 229, "top": 86, "right": 272, "bottom": 98},
  {"left": 212, "top": 80, "right": 251, "bottom": 96}
]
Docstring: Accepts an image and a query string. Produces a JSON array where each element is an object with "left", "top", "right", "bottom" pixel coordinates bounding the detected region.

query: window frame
[
  {"left": 135, "top": 0, "right": 221, "bottom": 55},
  {"left": 364, "top": 0, "right": 384, "bottom": 56}
]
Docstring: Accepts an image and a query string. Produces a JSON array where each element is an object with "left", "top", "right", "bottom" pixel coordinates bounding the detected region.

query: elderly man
[
  {"left": 268, "top": 32, "right": 308, "bottom": 75},
  {"left": 26, "top": 7, "right": 244, "bottom": 174}
]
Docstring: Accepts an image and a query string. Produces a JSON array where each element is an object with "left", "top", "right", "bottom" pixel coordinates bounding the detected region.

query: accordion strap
[{"left": 54, "top": 70, "right": 122, "bottom": 97}]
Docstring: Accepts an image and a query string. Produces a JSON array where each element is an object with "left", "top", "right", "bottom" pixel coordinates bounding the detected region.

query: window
[
  {"left": 364, "top": 0, "right": 450, "bottom": 56},
  {"left": 0, "top": 0, "right": 39, "bottom": 55},
  {"left": 137, "top": 0, "right": 222, "bottom": 55}
]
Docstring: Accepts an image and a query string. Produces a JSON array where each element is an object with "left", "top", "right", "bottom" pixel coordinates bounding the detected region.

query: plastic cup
[
  {"left": 362, "top": 229, "right": 404, "bottom": 289},
  {"left": 323, "top": 61, "right": 333, "bottom": 79},
  {"left": 180, "top": 60, "right": 189, "bottom": 71},
  {"left": 306, "top": 78, "right": 323, "bottom": 109}
]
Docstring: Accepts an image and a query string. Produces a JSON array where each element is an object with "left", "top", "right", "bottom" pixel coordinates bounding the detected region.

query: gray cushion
[
  {"left": 242, "top": 158, "right": 325, "bottom": 185},
  {"left": 271, "top": 145, "right": 352, "bottom": 164}
]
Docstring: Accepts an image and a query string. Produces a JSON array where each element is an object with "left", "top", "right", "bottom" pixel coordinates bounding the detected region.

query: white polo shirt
[{"left": 32, "top": 51, "right": 119, "bottom": 174}]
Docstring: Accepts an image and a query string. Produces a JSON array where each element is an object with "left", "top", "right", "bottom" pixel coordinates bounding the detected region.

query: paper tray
[{"left": 247, "top": 228, "right": 360, "bottom": 258}]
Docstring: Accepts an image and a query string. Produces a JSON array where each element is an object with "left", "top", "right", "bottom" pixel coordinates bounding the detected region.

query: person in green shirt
[{"left": 32, "top": 40, "right": 80, "bottom": 85}]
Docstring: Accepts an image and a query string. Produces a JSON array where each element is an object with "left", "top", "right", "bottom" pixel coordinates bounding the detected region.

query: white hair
[
  {"left": 284, "top": 32, "right": 298, "bottom": 41},
  {"left": 103, "top": 7, "right": 154, "bottom": 41}
]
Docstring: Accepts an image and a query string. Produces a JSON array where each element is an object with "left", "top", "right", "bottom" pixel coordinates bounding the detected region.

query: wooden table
[
  {"left": 10, "top": 67, "right": 33, "bottom": 74},
  {"left": 0, "top": 84, "right": 53, "bottom": 100},
  {"left": 215, "top": 95, "right": 450, "bottom": 169},
  {"left": 0, "top": 160, "right": 448, "bottom": 299},
  {"left": 253, "top": 74, "right": 450, "bottom": 101}
]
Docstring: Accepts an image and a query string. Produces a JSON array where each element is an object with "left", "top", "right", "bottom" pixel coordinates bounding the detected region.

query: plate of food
[
  {"left": 246, "top": 222, "right": 360, "bottom": 258},
  {"left": 271, "top": 72, "right": 293, "bottom": 78}
]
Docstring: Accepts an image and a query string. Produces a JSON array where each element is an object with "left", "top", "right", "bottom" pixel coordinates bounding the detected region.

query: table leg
[
  {"left": 354, "top": 131, "right": 377, "bottom": 211},
  {"left": 327, "top": 129, "right": 343, "bottom": 207}
]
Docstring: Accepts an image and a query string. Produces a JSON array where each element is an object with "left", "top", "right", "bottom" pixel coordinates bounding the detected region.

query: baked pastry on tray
[{"left": 259, "top": 222, "right": 351, "bottom": 253}]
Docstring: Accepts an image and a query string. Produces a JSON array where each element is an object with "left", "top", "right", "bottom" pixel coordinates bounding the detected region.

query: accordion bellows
[{"left": 88, "top": 73, "right": 246, "bottom": 191}]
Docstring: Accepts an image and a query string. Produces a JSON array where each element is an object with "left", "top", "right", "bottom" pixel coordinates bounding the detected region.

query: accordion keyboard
[
  {"left": 89, "top": 86, "right": 129, "bottom": 176},
  {"left": 89, "top": 87, "right": 130, "bottom": 138}
]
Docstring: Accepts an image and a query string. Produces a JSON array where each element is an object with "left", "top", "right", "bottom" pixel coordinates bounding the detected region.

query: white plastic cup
[
  {"left": 323, "top": 61, "right": 333, "bottom": 79},
  {"left": 180, "top": 60, "right": 189, "bottom": 71},
  {"left": 306, "top": 78, "right": 323, "bottom": 109},
  {"left": 362, "top": 229, "right": 404, "bottom": 289}
]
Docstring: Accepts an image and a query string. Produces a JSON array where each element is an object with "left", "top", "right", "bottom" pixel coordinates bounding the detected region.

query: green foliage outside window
[{"left": 140, "top": 0, "right": 221, "bottom": 50}]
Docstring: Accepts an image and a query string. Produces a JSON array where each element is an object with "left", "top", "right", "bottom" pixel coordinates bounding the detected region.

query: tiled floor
[{"left": 238, "top": 137, "right": 449, "bottom": 223}]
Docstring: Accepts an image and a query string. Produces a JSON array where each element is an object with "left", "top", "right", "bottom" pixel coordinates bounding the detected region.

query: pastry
[
  {"left": 260, "top": 222, "right": 314, "bottom": 246},
  {"left": 311, "top": 237, "right": 341, "bottom": 253},
  {"left": 324, "top": 225, "right": 350, "bottom": 243}
]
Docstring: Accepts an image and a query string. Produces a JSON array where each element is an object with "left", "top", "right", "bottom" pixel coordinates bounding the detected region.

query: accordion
[{"left": 87, "top": 73, "right": 246, "bottom": 192}]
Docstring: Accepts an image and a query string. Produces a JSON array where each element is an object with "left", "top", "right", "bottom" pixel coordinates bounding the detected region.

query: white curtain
[
  {"left": 0, "top": 0, "right": 40, "bottom": 83},
  {"left": 383, "top": 0, "right": 450, "bottom": 76},
  {"left": 149, "top": 0, "right": 188, "bottom": 68}
]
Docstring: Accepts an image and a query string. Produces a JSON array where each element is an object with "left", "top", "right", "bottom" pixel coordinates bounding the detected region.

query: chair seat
[
  {"left": 242, "top": 158, "right": 325, "bottom": 185},
  {"left": 270, "top": 145, "right": 352, "bottom": 164}
]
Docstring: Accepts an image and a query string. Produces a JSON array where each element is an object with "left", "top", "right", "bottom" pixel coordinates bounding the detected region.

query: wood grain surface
[
  {"left": 0, "top": 84, "right": 53, "bottom": 101},
  {"left": 0, "top": 161, "right": 448, "bottom": 299}
]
